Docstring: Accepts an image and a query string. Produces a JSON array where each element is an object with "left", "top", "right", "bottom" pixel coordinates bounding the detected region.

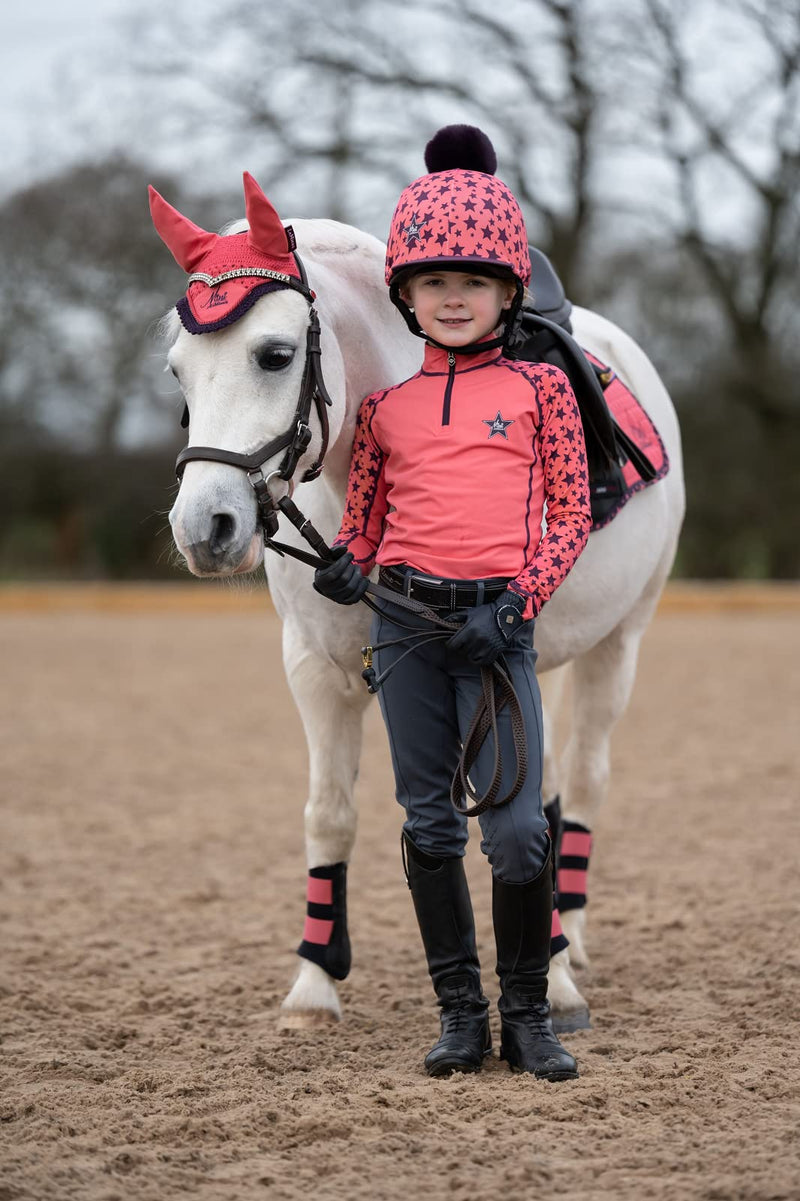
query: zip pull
[{"left": 442, "top": 352, "right": 456, "bottom": 425}]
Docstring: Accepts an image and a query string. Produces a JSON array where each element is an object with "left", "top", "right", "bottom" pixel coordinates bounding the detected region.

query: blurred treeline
[{"left": 1, "top": 0, "right": 798, "bottom": 580}]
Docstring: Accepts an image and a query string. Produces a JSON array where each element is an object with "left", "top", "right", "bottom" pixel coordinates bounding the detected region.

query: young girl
[{"left": 314, "top": 125, "right": 592, "bottom": 1081}]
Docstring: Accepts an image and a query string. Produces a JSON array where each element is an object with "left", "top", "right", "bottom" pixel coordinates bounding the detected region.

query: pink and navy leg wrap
[
  {"left": 558, "top": 820, "right": 593, "bottom": 912},
  {"left": 297, "top": 862, "right": 351, "bottom": 981},
  {"left": 544, "top": 797, "right": 569, "bottom": 956},
  {"left": 550, "top": 905, "right": 568, "bottom": 956}
]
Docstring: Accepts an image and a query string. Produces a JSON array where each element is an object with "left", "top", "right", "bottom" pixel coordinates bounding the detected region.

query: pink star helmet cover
[
  {"left": 385, "top": 125, "right": 531, "bottom": 289},
  {"left": 149, "top": 173, "right": 310, "bottom": 334}
]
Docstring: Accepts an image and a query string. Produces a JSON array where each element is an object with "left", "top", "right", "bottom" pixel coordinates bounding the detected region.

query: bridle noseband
[{"left": 174, "top": 253, "right": 333, "bottom": 540}]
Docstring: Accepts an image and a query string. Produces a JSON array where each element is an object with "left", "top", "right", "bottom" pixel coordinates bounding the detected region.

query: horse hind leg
[
  {"left": 278, "top": 626, "right": 369, "bottom": 1029},
  {"left": 539, "top": 666, "right": 592, "bottom": 1030},
  {"left": 558, "top": 615, "right": 647, "bottom": 970}
]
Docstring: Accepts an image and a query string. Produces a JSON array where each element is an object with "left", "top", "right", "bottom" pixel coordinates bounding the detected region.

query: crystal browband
[{"left": 187, "top": 267, "right": 295, "bottom": 286}]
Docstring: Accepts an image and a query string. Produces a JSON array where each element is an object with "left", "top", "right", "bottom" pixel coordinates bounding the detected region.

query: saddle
[{"left": 515, "top": 248, "right": 659, "bottom": 526}]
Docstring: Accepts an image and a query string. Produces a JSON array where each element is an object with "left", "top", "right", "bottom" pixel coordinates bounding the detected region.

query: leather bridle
[{"left": 174, "top": 254, "right": 333, "bottom": 542}]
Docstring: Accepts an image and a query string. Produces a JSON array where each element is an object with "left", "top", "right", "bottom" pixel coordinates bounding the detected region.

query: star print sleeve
[
  {"left": 508, "top": 365, "right": 592, "bottom": 619},
  {"left": 332, "top": 391, "right": 389, "bottom": 573}
]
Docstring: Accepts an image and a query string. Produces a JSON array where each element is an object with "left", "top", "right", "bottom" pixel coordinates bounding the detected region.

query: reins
[
  {"left": 360, "top": 587, "right": 529, "bottom": 817},
  {"left": 172, "top": 251, "right": 528, "bottom": 817}
]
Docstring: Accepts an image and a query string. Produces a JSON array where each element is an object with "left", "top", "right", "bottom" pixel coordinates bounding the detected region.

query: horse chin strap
[{"left": 174, "top": 254, "right": 334, "bottom": 542}]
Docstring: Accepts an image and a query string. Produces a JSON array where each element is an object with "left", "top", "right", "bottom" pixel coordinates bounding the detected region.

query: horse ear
[
  {"left": 243, "top": 172, "right": 292, "bottom": 257},
  {"left": 148, "top": 186, "right": 218, "bottom": 273}
]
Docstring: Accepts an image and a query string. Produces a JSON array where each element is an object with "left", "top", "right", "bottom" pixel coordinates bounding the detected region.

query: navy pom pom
[{"left": 424, "top": 125, "right": 497, "bottom": 175}]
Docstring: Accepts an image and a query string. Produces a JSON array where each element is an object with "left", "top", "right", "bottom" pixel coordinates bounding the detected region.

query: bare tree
[
  {"left": 282, "top": 0, "right": 613, "bottom": 293},
  {"left": 118, "top": 0, "right": 624, "bottom": 293},
  {"left": 4, "top": 0, "right": 796, "bottom": 577},
  {"left": 635, "top": 0, "right": 800, "bottom": 574},
  {"left": 0, "top": 157, "right": 201, "bottom": 453},
  {"left": 643, "top": 0, "right": 800, "bottom": 382}
]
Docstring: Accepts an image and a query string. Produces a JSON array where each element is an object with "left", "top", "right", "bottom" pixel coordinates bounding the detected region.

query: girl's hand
[
  {"left": 313, "top": 546, "right": 369, "bottom": 605},
  {"left": 447, "top": 590, "right": 526, "bottom": 666}
]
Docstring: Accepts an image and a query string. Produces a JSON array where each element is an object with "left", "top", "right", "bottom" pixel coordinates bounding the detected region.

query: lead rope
[{"left": 268, "top": 495, "right": 528, "bottom": 816}]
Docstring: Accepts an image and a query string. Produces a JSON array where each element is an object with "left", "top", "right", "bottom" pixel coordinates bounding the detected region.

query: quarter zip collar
[{"left": 422, "top": 340, "right": 503, "bottom": 375}]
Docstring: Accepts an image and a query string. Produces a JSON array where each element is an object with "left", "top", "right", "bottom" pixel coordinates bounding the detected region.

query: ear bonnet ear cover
[
  {"left": 385, "top": 124, "right": 531, "bottom": 289},
  {"left": 148, "top": 173, "right": 305, "bottom": 334}
]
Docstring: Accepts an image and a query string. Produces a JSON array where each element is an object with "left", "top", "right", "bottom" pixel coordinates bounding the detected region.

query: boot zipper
[{"left": 441, "top": 352, "right": 456, "bottom": 426}]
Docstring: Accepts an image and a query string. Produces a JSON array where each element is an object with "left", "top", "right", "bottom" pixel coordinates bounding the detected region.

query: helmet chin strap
[{"left": 390, "top": 281, "right": 524, "bottom": 356}]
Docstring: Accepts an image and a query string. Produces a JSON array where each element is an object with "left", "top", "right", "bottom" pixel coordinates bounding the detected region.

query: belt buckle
[{"left": 407, "top": 571, "right": 443, "bottom": 600}]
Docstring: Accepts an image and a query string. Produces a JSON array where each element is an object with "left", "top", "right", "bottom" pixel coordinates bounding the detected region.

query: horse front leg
[{"left": 278, "top": 621, "right": 370, "bottom": 1029}]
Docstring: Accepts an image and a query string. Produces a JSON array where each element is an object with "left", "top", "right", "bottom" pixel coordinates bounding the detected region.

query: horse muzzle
[
  {"left": 182, "top": 529, "right": 263, "bottom": 576},
  {"left": 171, "top": 496, "right": 262, "bottom": 577}
]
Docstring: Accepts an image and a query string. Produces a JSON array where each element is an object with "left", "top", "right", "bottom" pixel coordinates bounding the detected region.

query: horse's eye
[{"left": 256, "top": 346, "right": 295, "bottom": 372}]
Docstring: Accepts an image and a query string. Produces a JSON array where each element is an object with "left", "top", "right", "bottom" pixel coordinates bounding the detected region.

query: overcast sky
[
  {"left": 1, "top": 1, "right": 131, "bottom": 187},
  {"left": 0, "top": 0, "right": 781, "bottom": 246}
]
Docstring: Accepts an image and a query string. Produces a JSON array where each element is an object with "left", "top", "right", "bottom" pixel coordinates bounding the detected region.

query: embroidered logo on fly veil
[
  {"left": 482, "top": 411, "right": 514, "bottom": 439},
  {"left": 204, "top": 288, "right": 230, "bottom": 309}
]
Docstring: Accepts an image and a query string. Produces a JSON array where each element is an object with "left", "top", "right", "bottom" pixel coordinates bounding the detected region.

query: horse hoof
[
  {"left": 551, "top": 1007, "right": 591, "bottom": 1034},
  {"left": 277, "top": 1007, "right": 340, "bottom": 1031}
]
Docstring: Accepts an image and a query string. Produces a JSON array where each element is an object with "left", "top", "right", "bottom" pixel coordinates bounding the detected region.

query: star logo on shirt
[
  {"left": 482, "top": 411, "right": 515, "bottom": 439},
  {"left": 402, "top": 212, "right": 430, "bottom": 245}
]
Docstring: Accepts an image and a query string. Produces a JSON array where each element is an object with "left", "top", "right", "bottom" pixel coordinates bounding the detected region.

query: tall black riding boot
[
  {"left": 493, "top": 854, "right": 579, "bottom": 1081},
  {"left": 403, "top": 832, "right": 491, "bottom": 1077}
]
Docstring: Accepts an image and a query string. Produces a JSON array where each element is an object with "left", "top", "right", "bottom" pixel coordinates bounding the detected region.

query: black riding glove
[
  {"left": 313, "top": 545, "right": 369, "bottom": 605},
  {"left": 447, "top": 589, "right": 528, "bottom": 667}
]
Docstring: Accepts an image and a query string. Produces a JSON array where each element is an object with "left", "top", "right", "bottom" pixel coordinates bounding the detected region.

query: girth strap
[{"left": 610, "top": 419, "right": 657, "bottom": 482}]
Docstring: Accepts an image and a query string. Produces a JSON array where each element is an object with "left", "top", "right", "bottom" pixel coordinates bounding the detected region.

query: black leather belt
[{"left": 379, "top": 565, "right": 510, "bottom": 611}]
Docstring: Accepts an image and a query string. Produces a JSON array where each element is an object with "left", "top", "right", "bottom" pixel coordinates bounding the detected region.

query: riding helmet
[{"left": 385, "top": 125, "right": 531, "bottom": 348}]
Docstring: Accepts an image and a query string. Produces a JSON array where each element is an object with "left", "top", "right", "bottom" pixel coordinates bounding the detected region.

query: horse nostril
[{"left": 209, "top": 512, "right": 237, "bottom": 555}]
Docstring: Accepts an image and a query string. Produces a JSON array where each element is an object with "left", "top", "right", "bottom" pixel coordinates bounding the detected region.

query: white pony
[{"left": 154, "top": 182, "right": 685, "bottom": 1029}]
